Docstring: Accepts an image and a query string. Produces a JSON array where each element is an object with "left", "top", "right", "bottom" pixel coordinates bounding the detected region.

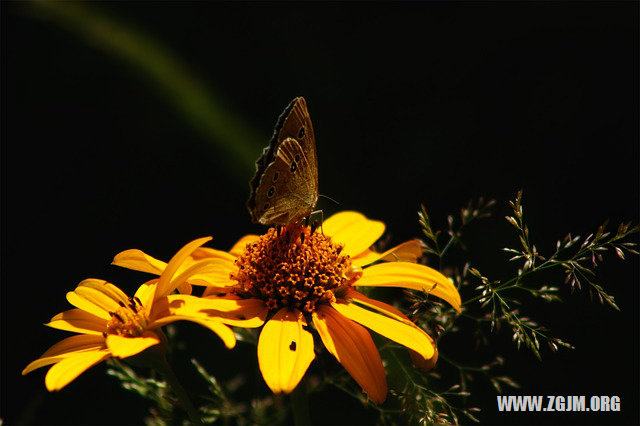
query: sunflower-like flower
[
  {"left": 22, "top": 237, "right": 242, "bottom": 391},
  {"left": 113, "top": 211, "right": 461, "bottom": 404}
]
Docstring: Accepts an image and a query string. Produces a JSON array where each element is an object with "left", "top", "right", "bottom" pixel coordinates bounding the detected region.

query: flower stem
[
  {"left": 290, "top": 378, "right": 311, "bottom": 425},
  {"left": 152, "top": 355, "right": 202, "bottom": 425}
]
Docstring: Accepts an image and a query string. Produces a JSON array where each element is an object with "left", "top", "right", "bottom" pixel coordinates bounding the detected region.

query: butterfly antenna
[{"left": 318, "top": 194, "right": 340, "bottom": 206}]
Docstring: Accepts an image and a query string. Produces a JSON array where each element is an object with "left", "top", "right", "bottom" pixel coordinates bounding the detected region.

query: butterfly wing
[
  {"left": 276, "top": 98, "right": 318, "bottom": 197},
  {"left": 248, "top": 97, "right": 319, "bottom": 225},
  {"left": 252, "top": 137, "right": 318, "bottom": 225}
]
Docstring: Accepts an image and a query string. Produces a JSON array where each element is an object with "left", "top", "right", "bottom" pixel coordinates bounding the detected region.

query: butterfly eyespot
[{"left": 247, "top": 97, "right": 318, "bottom": 226}]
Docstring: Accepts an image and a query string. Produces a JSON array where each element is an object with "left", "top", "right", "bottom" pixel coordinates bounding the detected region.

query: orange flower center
[
  {"left": 106, "top": 297, "right": 148, "bottom": 337},
  {"left": 231, "top": 224, "right": 359, "bottom": 313}
]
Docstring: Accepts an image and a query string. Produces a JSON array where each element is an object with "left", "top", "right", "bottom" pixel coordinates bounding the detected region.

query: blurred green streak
[{"left": 29, "top": 0, "right": 261, "bottom": 182}]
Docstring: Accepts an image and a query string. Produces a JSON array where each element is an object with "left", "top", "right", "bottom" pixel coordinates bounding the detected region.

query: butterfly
[{"left": 247, "top": 97, "right": 319, "bottom": 226}]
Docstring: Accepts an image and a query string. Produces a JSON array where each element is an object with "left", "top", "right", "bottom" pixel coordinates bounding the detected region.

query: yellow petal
[
  {"left": 202, "top": 298, "right": 267, "bottom": 328},
  {"left": 23, "top": 335, "right": 106, "bottom": 375},
  {"left": 134, "top": 279, "right": 159, "bottom": 314},
  {"left": 330, "top": 300, "right": 434, "bottom": 359},
  {"left": 202, "top": 286, "right": 241, "bottom": 298},
  {"left": 229, "top": 235, "right": 260, "bottom": 257},
  {"left": 322, "top": 211, "right": 385, "bottom": 257},
  {"left": 312, "top": 305, "right": 387, "bottom": 404},
  {"left": 191, "top": 259, "right": 237, "bottom": 286},
  {"left": 171, "top": 259, "right": 238, "bottom": 291},
  {"left": 176, "top": 281, "right": 193, "bottom": 295},
  {"left": 167, "top": 294, "right": 260, "bottom": 314},
  {"left": 410, "top": 346, "right": 438, "bottom": 372},
  {"left": 165, "top": 294, "right": 267, "bottom": 328},
  {"left": 105, "top": 331, "right": 160, "bottom": 358},
  {"left": 66, "top": 279, "right": 128, "bottom": 320},
  {"left": 180, "top": 248, "right": 238, "bottom": 287},
  {"left": 23, "top": 355, "right": 72, "bottom": 376},
  {"left": 344, "top": 288, "right": 407, "bottom": 319},
  {"left": 192, "top": 246, "right": 238, "bottom": 263},
  {"left": 79, "top": 279, "right": 129, "bottom": 303},
  {"left": 112, "top": 249, "right": 167, "bottom": 275},
  {"left": 257, "top": 308, "right": 315, "bottom": 394},
  {"left": 353, "top": 239, "right": 423, "bottom": 267},
  {"left": 40, "top": 334, "right": 106, "bottom": 358},
  {"left": 150, "top": 315, "right": 236, "bottom": 349},
  {"left": 348, "top": 290, "right": 438, "bottom": 370},
  {"left": 358, "top": 262, "right": 461, "bottom": 312},
  {"left": 215, "top": 314, "right": 266, "bottom": 328},
  {"left": 155, "top": 237, "right": 212, "bottom": 300},
  {"left": 45, "top": 309, "right": 106, "bottom": 335},
  {"left": 44, "top": 349, "right": 111, "bottom": 391}
]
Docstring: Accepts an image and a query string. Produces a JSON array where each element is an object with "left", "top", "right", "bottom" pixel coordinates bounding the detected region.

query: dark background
[{"left": 2, "top": 2, "right": 638, "bottom": 425}]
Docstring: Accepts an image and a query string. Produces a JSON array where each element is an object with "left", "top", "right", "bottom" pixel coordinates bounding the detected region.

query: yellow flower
[
  {"left": 113, "top": 211, "right": 461, "bottom": 404},
  {"left": 23, "top": 237, "right": 239, "bottom": 391}
]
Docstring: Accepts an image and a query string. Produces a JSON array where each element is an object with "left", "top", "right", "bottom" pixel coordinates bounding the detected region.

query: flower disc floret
[
  {"left": 106, "top": 296, "right": 148, "bottom": 337},
  {"left": 231, "top": 225, "right": 356, "bottom": 313}
]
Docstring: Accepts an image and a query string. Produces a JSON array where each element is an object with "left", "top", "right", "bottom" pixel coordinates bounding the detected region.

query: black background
[{"left": 2, "top": 2, "right": 638, "bottom": 425}]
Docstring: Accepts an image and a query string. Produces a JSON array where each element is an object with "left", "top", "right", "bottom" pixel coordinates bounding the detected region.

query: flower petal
[
  {"left": 353, "top": 240, "right": 423, "bottom": 267},
  {"left": 172, "top": 259, "right": 238, "bottom": 289},
  {"left": 322, "top": 211, "right": 385, "bottom": 257},
  {"left": 410, "top": 346, "right": 438, "bottom": 372},
  {"left": 134, "top": 279, "right": 159, "bottom": 314},
  {"left": 345, "top": 289, "right": 438, "bottom": 365},
  {"left": 214, "top": 314, "right": 266, "bottom": 328},
  {"left": 23, "top": 355, "right": 71, "bottom": 376},
  {"left": 257, "top": 308, "right": 315, "bottom": 394},
  {"left": 358, "top": 262, "right": 461, "bottom": 312},
  {"left": 44, "top": 349, "right": 111, "bottom": 391},
  {"left": 79, "top": 279, "right": 130, "bottom": 303},
  {"left": 176, "top": 282, "right": 193, "bottom": 295},
  {"left": 112, "top": 246, "right": 236, "bottom": 288},
  {"left": 45, "top": 309, "right": 106, "bottom": 335},
  {"left": 23, "top": 335, "right": 106, "bottom": 375},
  {"left": 202, "top": 286, "right": 241, "bottom": 298},
  {"left": 105, "top": 331, "right": 160, "bottom": 358},
  {"left": 112, "top": 249, "right": 167, "bottom": 275},
  {"left": 344, "top": 288, "right": 407, "bottom": 319},
  {"left": 331, "top": 300, "right": 434, "bottom": 359},
  {"left": 165, "top": 294, "right": 267, "bottom": 328},
  {"left": 66, "top": 279, "right": 128, "bottom": 320},
  {"left": 312, "top": 305, "right": 387, "bottom": 404},
  {"left": 166, "top": 294, "right": 256, "bottom": 313},
  {"left": 40, "top": 334, "right": 106, "bottom": 358},
  {"left": 155, "top": 237, "right": 212, "bottom": 300},
  {"left": 150, "top": 315, "right": 236, "bottom": 349},
  {"left": 229, "top": 235, "right": 260, "bottom": 257},
  {"left": 192, "top": 247, "right": 238, "bottom": 264}
]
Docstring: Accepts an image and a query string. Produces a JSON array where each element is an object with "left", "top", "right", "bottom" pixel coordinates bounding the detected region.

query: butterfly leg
[{"left": 308, "top": 209, "right": 324, "bottom": 234}]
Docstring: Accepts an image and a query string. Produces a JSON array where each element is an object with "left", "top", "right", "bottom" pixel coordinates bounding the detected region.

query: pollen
[
  {"left": 231, "top": 224, "right": 358, "bottom": 313},
  {"left": 105, "top": 296, "right": 148, "bottom": 337}
]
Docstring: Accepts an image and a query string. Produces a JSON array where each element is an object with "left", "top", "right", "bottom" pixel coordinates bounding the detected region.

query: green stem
[
  {"left": 153, "top": 355, "right": 202, "bottom": 425},
  {"left": 290, "top": 378, "right": 311, "bottom": 425},
  {"left": 28, "top": 0, "right": 262, "bottom": 182},
  {"left": 461, "top": 261, "right": 559, "bottom": 306}
]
